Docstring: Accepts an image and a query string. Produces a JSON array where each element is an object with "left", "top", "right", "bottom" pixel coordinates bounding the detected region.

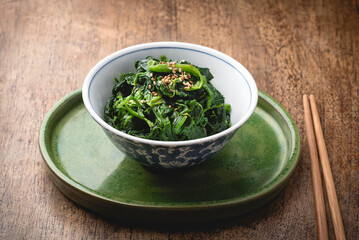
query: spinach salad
[{"left": 104, "top": 56, "right": 231, "bottom": 141}]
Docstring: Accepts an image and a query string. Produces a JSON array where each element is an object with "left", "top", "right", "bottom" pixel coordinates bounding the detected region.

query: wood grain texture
[{"left": 0, "top": 0, "right": 358, "bottom": 239}]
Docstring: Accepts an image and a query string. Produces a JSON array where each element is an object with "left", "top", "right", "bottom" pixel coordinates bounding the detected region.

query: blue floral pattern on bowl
[{"left": 104, "top": 129, "right": 235, "bottom": 168}]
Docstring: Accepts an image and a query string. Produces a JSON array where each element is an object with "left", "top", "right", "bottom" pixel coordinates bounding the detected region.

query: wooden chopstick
[
  {"left": 309, "top": 95, "right": 346, "bottom": 240},
  {"left": 303, "top": 95, "right": 329, "bottom": 240}
]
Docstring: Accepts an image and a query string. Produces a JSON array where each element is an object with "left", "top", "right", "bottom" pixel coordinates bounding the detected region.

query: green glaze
[{"left": 39, "top": 89, "right": 300, "bottom": 223}]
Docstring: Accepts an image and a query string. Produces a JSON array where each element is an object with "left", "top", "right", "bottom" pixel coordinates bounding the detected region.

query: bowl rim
[{"left": 82, "top": 41, "right": 258, "bottom": 146}]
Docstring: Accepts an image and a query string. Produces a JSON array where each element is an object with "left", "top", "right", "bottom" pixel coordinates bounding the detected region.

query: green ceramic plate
[{"left": 39, "top": 89, "right": 300, "bottom": 223}]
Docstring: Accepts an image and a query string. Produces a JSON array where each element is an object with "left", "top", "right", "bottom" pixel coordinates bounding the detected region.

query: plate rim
[{"left": 39, "top": 89, "right": 301, "bottom": 211}]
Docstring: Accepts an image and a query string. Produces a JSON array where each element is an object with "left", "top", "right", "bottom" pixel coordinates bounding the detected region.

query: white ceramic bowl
[{"left": 82, "top": 42, "right": 258, "bottom": 168}]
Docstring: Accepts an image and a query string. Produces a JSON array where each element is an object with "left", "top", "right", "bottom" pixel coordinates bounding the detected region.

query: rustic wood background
[{"left": 1, "top": 0, "right": 358, "bottom": 239}]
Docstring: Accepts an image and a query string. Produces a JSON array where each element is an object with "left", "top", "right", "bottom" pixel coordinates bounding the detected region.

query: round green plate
[{"left": 39, "top": 89, "right": 300, "bottom": 223}]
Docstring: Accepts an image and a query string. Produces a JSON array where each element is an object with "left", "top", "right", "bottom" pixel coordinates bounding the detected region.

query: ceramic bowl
[{"left": 82, "top": 42, "right": 258, "bottom": 168}]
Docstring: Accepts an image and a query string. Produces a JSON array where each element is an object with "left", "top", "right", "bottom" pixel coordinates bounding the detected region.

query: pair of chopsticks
[{"left": 303, "top": 95, "right": 346, "bottom": 240}]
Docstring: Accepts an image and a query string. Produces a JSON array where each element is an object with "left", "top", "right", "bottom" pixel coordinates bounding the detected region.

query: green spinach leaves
[{"left": 104, "top": 56, "right": 231, "bottom": 141}]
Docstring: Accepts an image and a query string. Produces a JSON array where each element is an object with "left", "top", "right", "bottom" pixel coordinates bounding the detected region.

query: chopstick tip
[{"left": 310, "top": 95, "right": 316, "bottom": 102}]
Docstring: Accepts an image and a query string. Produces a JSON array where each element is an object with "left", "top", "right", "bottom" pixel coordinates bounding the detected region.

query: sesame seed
[
  {"left": 150, "top": 73, "right": 153, "bottom": 77},
  {"left": 151, "top": 77, "right": 155, "bottom": 81},
  {"left": 149, "top": 85, "right": 152, "bottom": 89},
  {"left": 169, "top": 105, "right": 172, "bottom": 108},
  {"left": 174, "top": 108, "right": 178, "bottom": 111},
  {"left": 179, "top": 68, "right": 182, "bottom": 73}
]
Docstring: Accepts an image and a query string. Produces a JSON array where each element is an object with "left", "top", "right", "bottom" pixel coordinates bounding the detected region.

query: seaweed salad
[{"left": 104, "top": 56, "right": 231, "bottom": 141}]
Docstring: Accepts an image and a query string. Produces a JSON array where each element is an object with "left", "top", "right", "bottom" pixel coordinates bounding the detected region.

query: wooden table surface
[{"left": 1, "top": 0, "right": 358, "bottom": 239}]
